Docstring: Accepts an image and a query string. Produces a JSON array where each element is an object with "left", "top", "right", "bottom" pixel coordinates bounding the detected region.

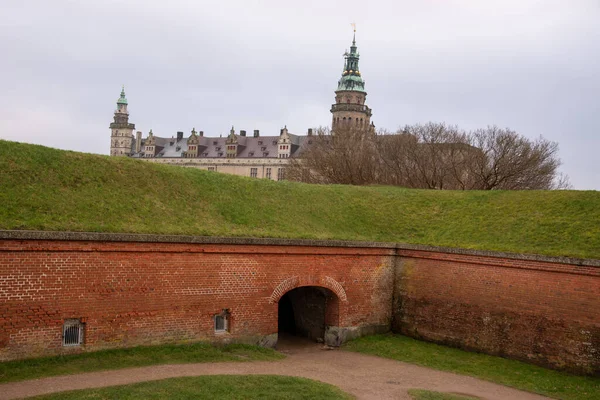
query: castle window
[
  {"left": 266, "top": 168, "right": 272, "bottom": 179},
  {"left": 218, "top": 152, "right": 223, "bottom": 157},
  {"left": 258, "top": 141, "right": 263, "bottom": 145},
  {"left": 248, "top": 152, "right": 254, "bottom": 157},
  {"left": 272, "top": 140, "right": 277, "bottom": 145},
  {"left": 213, "top": 141, "right": 218, "bottom": 145},
  {"left": 261, "top": 147, "right": 266, "bottom": 151},
  {"left": 208, "top": 167, "right": 216, "bottom": 171},
  {"left": 63, "top": 319, "right": 84, "bottom": 347},
  {"left": 277, "top": 168, "right": 285, "bottom": 180},
  {"left": 250, "top": 168, "right": 258, "bottom": 178},
  {"left": 214, "top": 310, "right": 230, "bottom": 333},
  {"left": 216, "top": 146, "right": 221, "bottom": 151},
  {"left": 263, "top": 152, "right": 269, "bottom": 157}
]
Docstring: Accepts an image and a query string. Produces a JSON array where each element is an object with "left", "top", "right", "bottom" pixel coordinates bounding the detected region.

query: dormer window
[
  {"left": 248, "top": 152, "right": 254, "bottom": 157},
  {"left": 261, "top": 146, "right": 266, "bottom": 151},
  {"left": 216, "top": 146, "right": 221, "bottom": 151},
  {"left": 272, "top": 140, "right": 277, "bottom": 145},
  {"left": 218, "top": 152, "right": 223, "bottom": 157},
  {"left": 213, "top": 141, "right": 218, "bottom": 145}
]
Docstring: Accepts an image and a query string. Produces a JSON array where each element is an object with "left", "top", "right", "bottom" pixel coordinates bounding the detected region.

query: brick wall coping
[{"left": 0, "top": 230, "right": 598, "bottom": 267}]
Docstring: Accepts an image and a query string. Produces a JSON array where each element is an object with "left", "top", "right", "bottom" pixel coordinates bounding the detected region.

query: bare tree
[
  {"left": 377, "top": 123, "right": 473, "bottom": 189},
  {"left": 287, "top": 125, "right": 379, "bottom": 185},
  {"left": 289, "top": 122, "right": 569, "bottom": 190},
  {"left": 467, "top": 126, "right": 567, "bottom": 190}
]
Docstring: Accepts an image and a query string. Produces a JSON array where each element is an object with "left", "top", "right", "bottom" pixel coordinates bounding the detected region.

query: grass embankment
[
  {"left": 1, "top": 140, "right": 598, "bottom": 258},
  {"left": 408, "top": 390, "right": 479, "bottom": 400},
  {"left": 0, "top": 342, "right": 283, "bottom": 383},
  {"left": 345, "top": 335, "right": 599, "bottom": 400},
  {"left": 29, "top": 375, "right": 353, "bottom": 400}
]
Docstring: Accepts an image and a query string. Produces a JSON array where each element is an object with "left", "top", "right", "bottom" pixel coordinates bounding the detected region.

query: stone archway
[{"left": 277, "top": 286, "right": 340, "bottom": 342}]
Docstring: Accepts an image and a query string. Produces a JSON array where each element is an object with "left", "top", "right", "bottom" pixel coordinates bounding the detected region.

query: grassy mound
[
  {"left": 29, "top": 375, "right": 353, "bottom": 399},
  {"left": 1, "top": 140, "right": 598, "bottom": 258}
]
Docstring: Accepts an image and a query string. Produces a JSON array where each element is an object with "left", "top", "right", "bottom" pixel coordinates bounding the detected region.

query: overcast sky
[{"left": 1, "top": 0, "right": 599, "bottom": 189}]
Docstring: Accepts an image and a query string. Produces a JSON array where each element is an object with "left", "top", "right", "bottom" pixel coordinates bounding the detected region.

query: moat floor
[{"left": 0, "top": 346, "right": 550, "bottom": 400}]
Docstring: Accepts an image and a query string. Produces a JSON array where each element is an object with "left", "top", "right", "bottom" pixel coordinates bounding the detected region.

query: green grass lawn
[
  {"left": 344, "top": 334, "right": 599, "bottom": 400},
  {"left": 0, "top": 342, "right": 283, "bottom": 383},
  {"left": 1, "top": 140, "right": 598, "bottom": 258},
  {"left": 407, "top": 389, "right": 480, "bottom": 400},
  {"left": 28, "top": 375, "right": 353, "bottom": 400}
]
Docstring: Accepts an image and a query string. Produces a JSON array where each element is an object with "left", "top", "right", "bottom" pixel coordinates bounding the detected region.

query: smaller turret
[{"left": 109, "top": 86, "right": 135, "bottom": 156}]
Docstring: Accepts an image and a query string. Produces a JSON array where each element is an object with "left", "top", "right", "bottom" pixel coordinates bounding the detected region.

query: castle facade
[{"left": 109, "top": 33, "right": 374, "bottom": 180}]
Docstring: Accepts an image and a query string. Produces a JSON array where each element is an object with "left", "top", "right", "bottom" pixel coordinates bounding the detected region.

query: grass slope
[
  {"left": 345, "top": 335, "right": 599, "bottom": 400},
  {"left": 29, "top": 375, "right": 353, "bottom": 400},
  {"left": 1, "top": 140, "right": 598, "bottom": 258},
  {"left": 0, "top": 342, "right": 283, "bottom": 383}
]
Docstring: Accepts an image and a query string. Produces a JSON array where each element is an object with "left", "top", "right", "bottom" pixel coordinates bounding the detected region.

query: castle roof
[
  {"left": 117, "top": 86, "right": 128, "bottom": 105},
  {"left": 131, "top": 130, "right": 310, "bottom": 159},
  {"left": 337, "top": 31, "right": 366, "bottom": 93}
]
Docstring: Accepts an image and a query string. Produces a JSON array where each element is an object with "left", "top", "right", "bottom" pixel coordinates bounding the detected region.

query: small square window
[
  {"left": 63, "top": 319, "right": 84, "bottom": 346},
  {"left": 214, "top": 310, "right": 230, "bottom": 333}
]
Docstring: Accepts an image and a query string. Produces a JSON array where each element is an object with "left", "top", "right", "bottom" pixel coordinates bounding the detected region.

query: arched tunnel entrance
[{"left": 277, "top": 286, "right": 339, "bottom": 343}]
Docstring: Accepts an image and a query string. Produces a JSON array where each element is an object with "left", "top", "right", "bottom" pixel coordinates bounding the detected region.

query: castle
[{"left": 109, "top": 32, "right": 374, "bottom": 180}]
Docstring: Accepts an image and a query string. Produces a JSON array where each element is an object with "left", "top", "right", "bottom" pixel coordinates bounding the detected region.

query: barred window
[
  {"left": 63, "top": 319, "right": 84, "bottom": 346},
  {"left": 214, "top": 310, "right": 230, "bottom": 333}
]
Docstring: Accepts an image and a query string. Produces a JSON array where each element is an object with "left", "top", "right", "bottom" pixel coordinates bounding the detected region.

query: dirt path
[{"left": 0, "top": 344, "right": 551, "bottom": 400}]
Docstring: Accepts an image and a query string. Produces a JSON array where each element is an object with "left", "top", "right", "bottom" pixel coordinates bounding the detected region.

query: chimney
[
  {"left": 177, "top": 131, "right": 184, "bottom": 141},
  {"left": 199, "top": 131, "right": 204, "bottom": 137},
  {"left": 240, "top": 130, "right": 246, "bottom": 137},
  {"left": 136, "top": 131, "right": 142, "bottom": 153},
  {"left": 253, "top": 129, "right": 259, "bottom": 137},
  {"left": 307, "top": 128, "right": 313, "bottom": 136},
  {"left": 280, "top": 128, "right": 284, "bottom": 136}
]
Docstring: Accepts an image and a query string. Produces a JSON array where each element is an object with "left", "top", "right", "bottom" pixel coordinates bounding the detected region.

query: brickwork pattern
[
  {"left": 0, "top": 236, "right": 598, "bottom": 374},
  {"left": 0, "top": 240, "right": 394, "bottom": 361},
  {"left": 393, "top": 250, "right": 600, "bottom": 374}
]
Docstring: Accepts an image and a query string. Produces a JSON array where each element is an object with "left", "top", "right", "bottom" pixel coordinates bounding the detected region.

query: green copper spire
[
  {"left": 117, "top": 85, "right": 128, "bottom": 105},
  {"left": 337, "top": 29, "right": 365, "bottom": 93}
]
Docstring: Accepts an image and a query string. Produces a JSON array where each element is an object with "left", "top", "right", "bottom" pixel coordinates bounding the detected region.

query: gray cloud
[{"left": 1, "top": 0, "right": 598, "bottom": 189}]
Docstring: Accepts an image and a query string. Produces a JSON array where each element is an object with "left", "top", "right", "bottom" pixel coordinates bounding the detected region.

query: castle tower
[
  {"left": 331, "top": 29, "right": 372, "bottom": 132},
  {"left": 109, "top": 86, "right": 135, "bottom": 156}
]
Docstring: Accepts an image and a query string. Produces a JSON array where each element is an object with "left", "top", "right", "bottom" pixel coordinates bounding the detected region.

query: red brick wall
[
  {"left": 1, "top": 235, "right": 598, "bottom": 375},
  {"left": 393, "top": 249, "right": 600, "bottom": 374},
  {"left": 0, "top": 239, "right": 395, "bottom": 361}
]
